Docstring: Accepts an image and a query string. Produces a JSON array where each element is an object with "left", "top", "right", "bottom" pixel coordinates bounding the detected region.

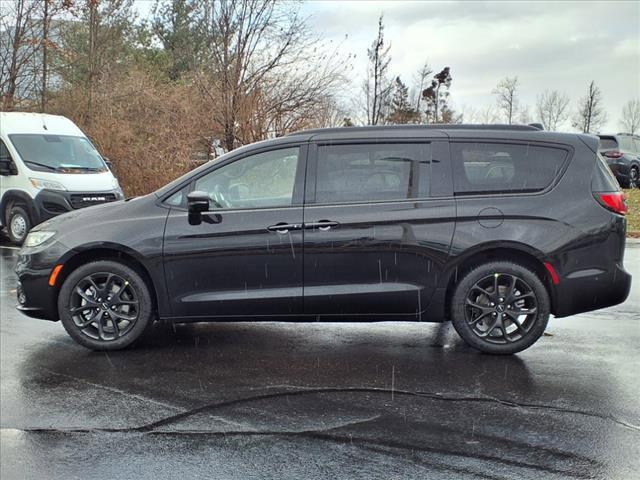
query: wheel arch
[
  {"left": 54, "top": 244, "right": 160, "bottom": 318},
  {"left": 1, "top": 189, "right": 38, "bottom": 226},
  {"left": 443, "top": 242, "right": 556, "bottom": 318}
]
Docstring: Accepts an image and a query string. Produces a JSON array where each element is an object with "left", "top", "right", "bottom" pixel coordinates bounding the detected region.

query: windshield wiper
[
  {"left": 23, "top": 160, "right": 62, "bottom": 171},
  {"left": 62, "top": 165, "right": 105, "bottom": 171}
]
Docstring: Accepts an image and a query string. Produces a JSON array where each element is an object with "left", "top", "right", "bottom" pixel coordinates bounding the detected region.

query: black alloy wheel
[
  {"left": 59, "top": 260, "right": 153, "bottom": 350},
  {"left": 451, "top": 261, "right": 550, "bottom": 354},
  {"left": 464, "top": 273, "right": 538, "bottom": 344},
  {"left": 70, "top": 272, "right": 139, "bottom": 341}
]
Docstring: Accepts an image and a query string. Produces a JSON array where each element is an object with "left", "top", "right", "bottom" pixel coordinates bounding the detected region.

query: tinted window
[
  {"left": 598, "top": 137, "right": 618, "bottom": 150},
  {"left": 315, "top": 143, "right": 431, "bottom": 204},
  {"left": 592, "top": 153, "right": 621, "bottom": 192},
  {"left": 194, "top": 147, "right": 299, "bottom": 210},
  {"left": 0, "top": 140, "right": 12, "bottom": 161},
  {"left": 452, "top": 142, "right": 567, "bottom": 194}
]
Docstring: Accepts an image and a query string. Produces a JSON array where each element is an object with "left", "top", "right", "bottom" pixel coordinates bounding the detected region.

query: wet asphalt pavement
[{"left": 0, "top": 239, "right": 639, "bottom": 480}]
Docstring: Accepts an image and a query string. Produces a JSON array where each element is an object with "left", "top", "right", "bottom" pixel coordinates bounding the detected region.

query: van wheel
[
  {"left": 58, "top": 260, "right": 153, "bottom": 351},
  {"left": 450, "top": 261, "right": 550, "bottom": 355},
  {"left": 629, "top": 166, "right": 639, "bottom": 189},
  {"left": 7, "top": 205, "right": 31, "bottom": 245}
]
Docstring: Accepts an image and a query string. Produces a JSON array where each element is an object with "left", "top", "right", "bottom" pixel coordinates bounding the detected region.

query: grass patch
[{"left": 624, "top": 189, "right": 640, "bottom": 237}]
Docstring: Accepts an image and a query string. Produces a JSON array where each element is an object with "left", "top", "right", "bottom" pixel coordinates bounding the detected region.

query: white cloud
[{"left": 301, "top": 0, "right": 640, "bottom": 131}]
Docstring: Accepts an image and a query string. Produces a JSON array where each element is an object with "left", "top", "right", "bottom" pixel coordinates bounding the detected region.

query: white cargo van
[{"left": 0, "top": 112, "right": 123, "bottom": 244}]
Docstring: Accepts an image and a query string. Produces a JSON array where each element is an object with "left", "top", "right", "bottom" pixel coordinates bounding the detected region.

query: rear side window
[
  {"left": 598, "top": 137, "right": 618, "bottom": 150},
  {"left": 592, "top": 153, "right": 621, "bottom": 192},
  {"left": 452, "top": 142, "right": 567, "bottom": 194},
  {"left": 314, "top": 143, "right": 431, "bottom": 204}
]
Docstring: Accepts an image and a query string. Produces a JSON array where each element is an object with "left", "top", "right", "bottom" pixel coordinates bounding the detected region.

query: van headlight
[
  {"left": 29, "top": 178, "right": 67, "bottom": 191},
  {"left": 24, "top": 231, "right": 56, "bottom": 248}
]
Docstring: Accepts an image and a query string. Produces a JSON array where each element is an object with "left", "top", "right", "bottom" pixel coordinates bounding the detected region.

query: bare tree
[
  {"left": 0, "top": 0, "right": 41, "bottom": 110},
  {"left": 620, "top": 99, "right": 640, "bottom": 134},
  {"left": 572, "top": 80, "right": 608, "bottom": 133},
  {"left": 193, "top": 0, "right": 346, "bottom": 149},
  {"left": 536, "top": 90, "right": 570, "bottom": 131},
  {"left": 363, "top": 14, "right": 392, "bottom": 125},
  {"left": 412, "top": 61, "right": 431, "bottom": 115},
  {"left": 493, "top": 76, "right": 519, "bottom": 124}
]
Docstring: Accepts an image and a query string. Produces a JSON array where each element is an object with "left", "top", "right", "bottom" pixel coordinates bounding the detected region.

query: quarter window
[
  {"left": 452, "top": 142, "right": 566, "bottom": 194},
  {"left": 194, "top": 147, "right": 300, "bottom": 210},
  {"left": 314, "top": 143, "right": 431, "bottom": 204}
]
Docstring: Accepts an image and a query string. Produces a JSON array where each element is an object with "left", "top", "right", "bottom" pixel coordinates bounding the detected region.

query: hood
[{"left": 32, "top": 194, "right": 167, "bottom": 248}]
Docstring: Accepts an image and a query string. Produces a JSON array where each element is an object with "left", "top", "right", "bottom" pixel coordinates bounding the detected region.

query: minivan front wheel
[
  {"left": 451, "top": 261, "right": 550, "bottom": 354},
  {"left": 58, "top": 260, "right": 153, "bottom": 350}
]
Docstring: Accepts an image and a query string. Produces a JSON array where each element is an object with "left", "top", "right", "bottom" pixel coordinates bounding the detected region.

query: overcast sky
[{"left": 134, "top": 0, "right": 640, "bottom": 132}]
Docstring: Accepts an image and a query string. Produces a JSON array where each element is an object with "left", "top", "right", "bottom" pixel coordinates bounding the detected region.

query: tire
[
  {"left": 629, "top": 166, "right": 639, "bottom": 189},
  {"left": 450, "top": 261, "right": 550, "bottom": 355},
  {"left": 58, "top": 260, "right": 154, "bottom": 351},
  {"left": 7, "top": 205, "right": 31, "bottom": 245}
]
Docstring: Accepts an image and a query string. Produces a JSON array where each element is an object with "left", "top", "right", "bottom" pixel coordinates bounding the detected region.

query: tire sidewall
[
  {"left": 58, "top": 260, "right": 153, "bottom": 351},
  {"left": 630, "top": 165, "right": 639, "bottom": 189},
  {"left": 451, "top": 261, "right": 550, "bottom": 355},
  {"left": 7, "top": 205, "right": 31, "bottom": 245}
]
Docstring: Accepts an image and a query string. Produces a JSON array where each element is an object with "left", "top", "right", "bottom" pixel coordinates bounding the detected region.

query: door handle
[
  {"left": 267, "top": 223, "right": 302, "bottom": 234},
  {"left": 305, "top": 220, "right": 339, "bottom": 231}
]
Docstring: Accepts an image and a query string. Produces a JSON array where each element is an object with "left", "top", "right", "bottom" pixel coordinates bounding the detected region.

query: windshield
[{"left": 9, "top": 134, "right": 108, "bottom": 173}]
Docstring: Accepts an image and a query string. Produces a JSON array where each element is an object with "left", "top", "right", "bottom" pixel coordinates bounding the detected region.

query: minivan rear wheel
[
  {"left": 451, "top": 261, "right": 550, "bottom": 354},
  {"left": 58, "top": 260, "right": 153, "bottom": 350}
]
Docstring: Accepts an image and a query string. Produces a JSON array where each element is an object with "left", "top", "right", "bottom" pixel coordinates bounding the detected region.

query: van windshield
[{"left": 9, "top": 134, "right": 108, "bottom": 173}]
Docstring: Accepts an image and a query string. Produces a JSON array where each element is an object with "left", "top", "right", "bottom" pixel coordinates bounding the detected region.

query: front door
[
  {"left": 163, "top": 145, "right": 306, "bottom": 319},
  {"left": 303, "top": 140, "right": 455, "bottom": 317}
]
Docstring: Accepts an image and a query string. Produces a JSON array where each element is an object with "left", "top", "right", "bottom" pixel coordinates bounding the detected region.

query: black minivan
[{"left": 15, "top": 125, "right": 632, "bottom": 354}]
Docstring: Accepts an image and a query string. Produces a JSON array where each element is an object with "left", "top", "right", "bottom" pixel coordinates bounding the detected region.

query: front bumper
[
  {"left": 14, "top": 240, "right": 68, "bottom": 321},
  {"left": 34, "top": 189, "right": 123, "bottom": 224},
  {"left": 553, "top": 262, "right": 632, "bottom": 317}
]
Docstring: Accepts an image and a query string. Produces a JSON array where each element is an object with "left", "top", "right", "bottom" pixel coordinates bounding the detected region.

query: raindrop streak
[
  {"left": 391, "top": 365, "right": 395, "bottom": 402},
  {"left": 288, "top": 232, "right": 296, "bottom": 259},
  {"left": 378, "top": 260, "right": 383, "bottom": 284},
  {"left": 104, "top": 352, "right": 114, "bottom": 369}
]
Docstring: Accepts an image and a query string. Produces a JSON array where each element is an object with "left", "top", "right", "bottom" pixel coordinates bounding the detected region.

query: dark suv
[
  {"left": 598, "top": 133, "right": 640, "bottom": 188},
  {"left": 15, "top": 125, "right": 632, "bottom": 354}
]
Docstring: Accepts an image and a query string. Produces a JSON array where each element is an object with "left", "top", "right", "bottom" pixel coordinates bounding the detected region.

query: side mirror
[
  {"left": 103, "top": 157, "right": 113, "bottom": 170},
  {"left": 0, "top": 159, "right": 17, "bottom": 176},
  {"left": 187, "top": 190, "right": 210, "bottom": 225}
]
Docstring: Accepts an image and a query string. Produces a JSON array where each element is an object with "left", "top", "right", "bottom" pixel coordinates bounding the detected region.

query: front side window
[
  {"left": 194, "top": 147, "right": 300, "bottom": 210},
  {"left": 452, "top": 142, "right": 567, "bottom": 194},
  {"left": 314, "top": 143, "right": 431, "bottom": 204},
  {"left": 9, "top": 134, "right": 107, "bottom": 172}
]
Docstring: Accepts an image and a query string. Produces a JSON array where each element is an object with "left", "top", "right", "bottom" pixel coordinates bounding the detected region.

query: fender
[
  {"left": 56, "top": 241, "right": 172, "bottom": 318},
  {"left": 440, "top": 240, "right": 551, "bottom": 288}
]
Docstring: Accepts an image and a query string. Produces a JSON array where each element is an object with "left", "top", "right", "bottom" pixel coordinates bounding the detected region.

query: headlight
[
  {"left": 23, "top": 231, "right": 56, "bottom": 248},
  {"left": 29, "top": 178, "right": 67, "bottom": 191}
]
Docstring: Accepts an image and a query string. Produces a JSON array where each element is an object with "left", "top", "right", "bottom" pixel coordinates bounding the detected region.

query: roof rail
[{"left": 286, "top": 124, "right": 542, "bottom": 136}]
